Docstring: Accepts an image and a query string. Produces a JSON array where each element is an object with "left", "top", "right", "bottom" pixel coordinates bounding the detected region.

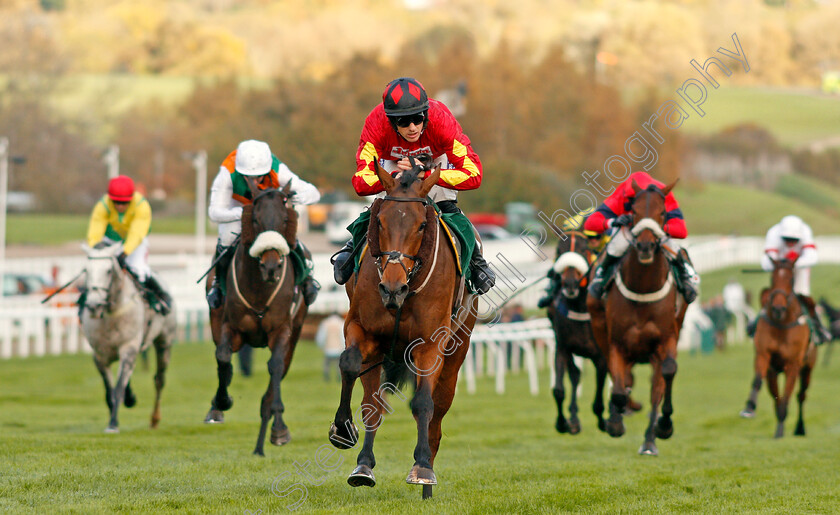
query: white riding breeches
[
  {"left": 793, "top": 267, "right": 811, "bottom": 296},
  {"left": 605, "top": 226, "right": 683, "bottom": 260},
  {"left": 218, "top": 221, "right": 240, "bottom": 247},
  {"left": 102, "top": 236, "right": 150, "bottom": 281}
]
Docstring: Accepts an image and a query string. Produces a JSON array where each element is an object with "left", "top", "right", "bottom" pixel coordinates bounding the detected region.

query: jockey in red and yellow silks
[
  {"left": 585, "top": 171, "right": 699, "bottom": 303},
  {"left": 353, "top": 99, "right": 482, "bottom": 198},
  {"left": 332, "top": 77, "right": 495, "bottom": 294}
]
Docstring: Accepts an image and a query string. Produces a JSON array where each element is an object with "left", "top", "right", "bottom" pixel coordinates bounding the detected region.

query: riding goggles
[{"left": 393, "top": 113, "right": 426, "bottom": 128}]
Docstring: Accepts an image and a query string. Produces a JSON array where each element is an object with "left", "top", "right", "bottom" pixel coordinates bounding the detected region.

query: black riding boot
[
  {"left": 330, "top": 239, "right": 356, "bottom": 285},
  {"left": 671, "top": 249, "right": 699, "bottom": 304},
  {"left": 588, "top": 253, "right": 621, "bottom": 299},
  {"left": 295, "top": 240, "right": 320, "bottom": 306},
  {"left": 207, "top": 242, "right": 234, "bottom": 309},
  {"left": 469, "top": 249, "right": 496, "bottom": 295},
  {"left": 746, "top": 316, "right": 759, "bottom": 338},
  {"left": 799, "top": 295, "right": 832, "bottom": 345},
  {"left": 144, "top": 275, "right": 172, "bottom": 316}
]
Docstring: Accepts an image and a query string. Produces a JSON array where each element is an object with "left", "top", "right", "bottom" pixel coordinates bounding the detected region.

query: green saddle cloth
[{"left": 347, "top": 206, "right": 475, "bottom": 282}]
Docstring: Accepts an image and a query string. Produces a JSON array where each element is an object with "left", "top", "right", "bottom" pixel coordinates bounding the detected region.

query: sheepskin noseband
[{"left": 249, "top": 230, "right": 290, "bottom": 258}]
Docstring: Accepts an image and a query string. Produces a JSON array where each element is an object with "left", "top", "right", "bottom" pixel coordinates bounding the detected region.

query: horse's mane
[
  {"left": 240, "top": 191, "right": 295, "bottom": 249},
  {"left": 240, "top": 204, "right": 255, "bottom": 247},
  {"left": 397, "top": 166, "right": 424, "bottom": 190}
]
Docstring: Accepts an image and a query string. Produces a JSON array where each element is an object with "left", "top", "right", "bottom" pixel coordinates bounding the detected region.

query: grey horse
[{"left": 80, "top": 243, "right": 176, "bottom": 433}]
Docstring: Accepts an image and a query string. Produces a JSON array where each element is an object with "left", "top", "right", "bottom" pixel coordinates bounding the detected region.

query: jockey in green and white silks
[{"left": 206, "top": 139, "right": 321, "bottom": 309}]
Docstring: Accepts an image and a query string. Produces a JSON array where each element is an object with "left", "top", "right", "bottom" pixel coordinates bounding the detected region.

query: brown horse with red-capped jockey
[
  {"left": 586, "top": 173, "right": 696, "bottom": 456},
  {"left": 328, "top": 158, "right": 480, "bottom": 499}
]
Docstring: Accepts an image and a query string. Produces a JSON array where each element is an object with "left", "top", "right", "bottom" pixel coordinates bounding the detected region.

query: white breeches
[
  {"left": 102, "top": 236, "right": 150, "bottom": 281},
  {"left": 218, "top": 221, "right": 240, "bottom": 247},
  {"left": 793, "top": 267, "right": 811, "bottom": 296}
]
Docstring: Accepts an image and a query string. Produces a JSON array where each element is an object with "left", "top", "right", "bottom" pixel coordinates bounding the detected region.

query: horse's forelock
[{"left": 398, "top": 166, "right": 424, "bottom": 191}]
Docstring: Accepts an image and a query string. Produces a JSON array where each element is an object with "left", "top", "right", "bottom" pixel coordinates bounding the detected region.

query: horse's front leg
[
  {"left": 775, "top": 362, "right": 801, "bottom": 439},
  {"left": 94, "top": 355, "right": 115, "bottom": 415},
  {"left": 552, "top": 341, "right": 570, "bottom": 434},
  {"left": 640, "top": 357, "right": 664, "bottom": 456},
  {"left": 605, "top": 345, "right": 628, "bottom": 438},
  {"left": 329, "top": 320, "right": 368, "bottom": 450},
  {"left": 567, "top": 354, "right": 582, "bottom": 434},
  {"left": 655, "top": 339, "right": 678, "bottom": 441},
  {"left": 740, "top": 350, "right": 769, "bottom": 418},
  {"left": 406, "top": 343, "right": 443, "bottom": 487},
  {"left": 794, "top": 363, "right": 814, "bottom": 436},
  {"left": 592, "top": 353, "right": 608, "bottom": 432},
  {"left": 269, "top": 328, "right": 293, "bottom": 448},
  {"left": 348, "top": 358, "right": 384, "bottom": 488},
  {"left": 150, "top": 336, "right": 172, "bottom": 429},
  {"left": 107, "top": 344, "right": 140, "bottom": 433},
  {"left": 204, "top": 324, "right": 238, "bottom": 424}
]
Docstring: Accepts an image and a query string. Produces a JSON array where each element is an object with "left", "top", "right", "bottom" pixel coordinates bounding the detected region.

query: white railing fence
[{"left": 4, "top": 235, "right": 840, "bottom": 360}]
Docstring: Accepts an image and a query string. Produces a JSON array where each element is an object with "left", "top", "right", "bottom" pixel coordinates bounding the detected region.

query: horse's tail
[{"left": 382, "top": 353, "right": 415, "bottom": 393}]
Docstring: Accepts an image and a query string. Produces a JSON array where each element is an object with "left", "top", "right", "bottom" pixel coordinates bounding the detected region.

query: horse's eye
[{"left": 418, "top": 222, "right": 426, "bottom": 232}]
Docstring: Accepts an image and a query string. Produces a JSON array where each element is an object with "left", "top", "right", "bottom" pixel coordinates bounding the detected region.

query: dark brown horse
[
  {"left": 587, "top": 179, "right": 688, "bottom": 456},
  {"left": 204, "top": 179, "right": 308, "bottom": 456},
  {"left": 740, "top": 258, "right": 817, "bottom": 438},
  {"left": 546, "top": 231, "right": 608, "bottom": 434},
  {"left": 328, "top": 159, "right": 477, "bottom": 498}
]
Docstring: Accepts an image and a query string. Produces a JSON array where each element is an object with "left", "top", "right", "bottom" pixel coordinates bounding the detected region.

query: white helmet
[
  {"left": 235, "top": 140, "right": 273, "bottom": 176},
  {"left": 779, "top": 215, "right": 804, "bottom": 240}
]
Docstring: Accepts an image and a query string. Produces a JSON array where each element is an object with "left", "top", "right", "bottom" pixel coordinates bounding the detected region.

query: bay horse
[
  {"left": 546, "top": 231, "right": 608, "bottom": 434},
  {"left": 328, "top": 158, "right": 477, "bottom": 498},
  {"left": 586, "top": 179, "right": 688, "bottom": 456},
  {"left": 81, "top": 243, "right": 175, "bottom": 433},
  {"left": 203, "top": 179, "right": 308, "bottom": 456},
  {"left": 739, "top": 258, "right": 817, "bottom": 438}
]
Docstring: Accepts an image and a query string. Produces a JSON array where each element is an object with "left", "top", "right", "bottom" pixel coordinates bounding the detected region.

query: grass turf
[{"left": 1, "top": 334, "right": 840, "bottom": 513}]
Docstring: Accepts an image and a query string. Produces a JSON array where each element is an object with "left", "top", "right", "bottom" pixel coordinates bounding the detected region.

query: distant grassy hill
[
  {"left": 680, "top": 87, "right": 840, "bottom": 148},
  {"left": 679, "top": 180, "right": 840, "bottom": 236}
]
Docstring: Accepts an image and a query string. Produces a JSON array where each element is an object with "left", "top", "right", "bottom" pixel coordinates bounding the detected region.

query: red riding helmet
[
  {"left": 382, "top": 77, "right": 429, "bottom": 117},
  {"left": 107, "top": 175, "right": 135, "bottom": 202}
]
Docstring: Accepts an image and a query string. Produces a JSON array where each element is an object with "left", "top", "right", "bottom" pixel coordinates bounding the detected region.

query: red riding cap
[{"left": 107, "top": 176, "right": 135, "bottom": 202}]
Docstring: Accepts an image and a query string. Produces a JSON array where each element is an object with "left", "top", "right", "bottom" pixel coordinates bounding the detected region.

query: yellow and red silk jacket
[{"left": 353, "top": 99, "right": 482, "bottom": 196}]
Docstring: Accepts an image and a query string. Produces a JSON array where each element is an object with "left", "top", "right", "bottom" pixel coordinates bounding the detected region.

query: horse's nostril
[{"left": 398, "top": 284, "right": 409, "bottom": 296}]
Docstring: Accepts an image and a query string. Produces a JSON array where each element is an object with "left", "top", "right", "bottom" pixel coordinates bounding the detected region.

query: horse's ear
[
  {"left": 418, "top": 164, "right": 441, "bottom": 198},
  {"left": 244, "top": 175, "right": 261, "bottom": 199},
  {"left": 661, "top": 178, "right": 679, "bottom": 196},
  {"left": 280, "top": 178, "right": 293, "bottom": 197},
  {"left": 631, "top": 179, "right": 642, "bottom": 195},
  {"left": 374, "top": 161, "right": 396, "bottom": 193}
]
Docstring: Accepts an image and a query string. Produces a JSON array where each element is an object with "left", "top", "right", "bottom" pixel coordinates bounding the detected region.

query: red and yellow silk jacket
[{"left": 353, "top": 99, "right": 482, "bottom": 196}]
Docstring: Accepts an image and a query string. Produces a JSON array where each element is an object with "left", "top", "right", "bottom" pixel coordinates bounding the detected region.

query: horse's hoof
[
  {"left": 774, "top": 426, "right": 784, "bottom": 439},
  {"left": 104, "top": 426, "right": 119, "bottom": 434},
  {"left": 739, "top": 408, "right": 755, "bottom": 419},
  {"left": 124, "top": 394, "right": 137, "bottom": 408},
  {"left": 638, "top": 442, "right": 658, "bottom": 456},
  {"left": 606, "top": 419, "right": 625, "bottom": 438},
  {"left": 569, "top": 419, "right": 581, "bottom": 435},
  {"left": 406, "top": 465, "right": 437, "bottom": 485},
  {"left": 597, "top": 419, "right": 607, "bottom": 432},
  {"left": 655, "top": 419, "right": 674, "bottom": 440},
  {"left": 555, "top": 418, "right": 570, "bottom": 434},
  {"left": 214, "top": 395, "right": 234, "bottom": 411},
  {"left": 150, "top": 418, "right": 160, "bottom": 429},
  {"left": 347, "top": 465, "right": 376, "bottom": 487},
  {"left": 627, "top": 399, "right": 643, "bottom": 413},
  {"left": 328, "top": 421, "right": 358, "bottom": 449},
  {"left": 271, "top": 427, "right": 291, "bottom": 446},
  {"left": 204, "top": 409, "right": 224, "bottom": 424},
  {"left": 253, "top": 448, "right": 265, "bottom": 457},
  {"left": 794, "top": 422, "right": 805, "bottom": 436}
]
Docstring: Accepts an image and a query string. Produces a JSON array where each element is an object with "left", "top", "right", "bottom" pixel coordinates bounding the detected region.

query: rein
[{"left": 761, "top": 287, "right": 807, "bottom": 329}]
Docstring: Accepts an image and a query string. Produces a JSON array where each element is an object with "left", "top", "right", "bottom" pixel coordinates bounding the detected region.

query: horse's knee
[
  {"left": 662, "top": 357, "right": 677, "bottom": 379},
  {"left": 215, "top": 343, "right": 232, "bottom": 362},
  {"left": 339, "top": 347, "right": 362, "bottom": 377},
  {"left": 410, "top": 389, "right": 434, "bottom": 419},
  {"left": 552, "top": 387, "right": 565, "bottom": 403}
]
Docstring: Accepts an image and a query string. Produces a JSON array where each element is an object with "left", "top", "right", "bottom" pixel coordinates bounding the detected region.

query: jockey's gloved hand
[
  {"left": 785, "top": 250, "right": 799, "bottom": 262},
  {"left": 612, "top": 213, "right": 633, "bottom": 228},
  {"left": 116, "top": 252, "right": 127, "bottom": 269}
]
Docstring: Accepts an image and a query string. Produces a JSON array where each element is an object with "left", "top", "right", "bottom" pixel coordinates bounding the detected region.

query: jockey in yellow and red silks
[
  {"left": 585, "top": 171, "right": 699, "bottom": 304},
  {"left": 331, "top": 77, "right": 495, "bottom": 295}
]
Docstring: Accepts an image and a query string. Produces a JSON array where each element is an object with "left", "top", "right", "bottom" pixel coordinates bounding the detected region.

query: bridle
[{"left": 85, "top": 255, "right": 123, "bottom": 314}]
